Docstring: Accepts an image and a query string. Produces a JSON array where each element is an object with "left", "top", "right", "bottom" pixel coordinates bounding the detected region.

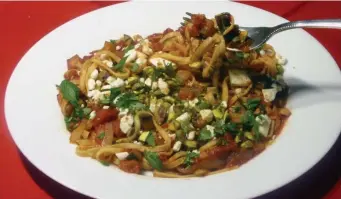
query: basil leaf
[
  {"left": 113, "top": 56, "right": 128, "bottom": 71},
  {"left": 184, "top": 151, "right": 199, "bottom": 167},
  {"left": 246, "top": 98, "right": 261, "bottom": 111},
  {"left": 109, "top": 88, "right": 121, "bottom": 103},
  {"left": 146, "top": 133, "right": 155, "bottom": 146},
  {"left": 59, "top": 80, "right": 80, "bottom": 106},
  {"left": 144, "top": 151, "right": 163, "bottom": 171},
  {"left": 198, "top": 128, "right": 212, "bottom": 141},
  {"left": 97, "top": 132, "right": 105, "bottom": 140},
  {"left": 242, "top": 111, "right": 255, "bottom": 131}
]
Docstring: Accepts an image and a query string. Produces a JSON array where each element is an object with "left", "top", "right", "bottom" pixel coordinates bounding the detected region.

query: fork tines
[{"left": 186, "top": 12, "right": 193, "bottom": 16}]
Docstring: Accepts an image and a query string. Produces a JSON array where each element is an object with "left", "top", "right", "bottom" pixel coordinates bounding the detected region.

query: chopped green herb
[
  {"left": 110, "top": 40, "right": 116, "bottom": 44},
  {"left": 233, "top": 106, "right": 241, "bottom": 113},
  {"left": 131, "top": 63, "right": 140, "bottom": 72},
  {"left": 152, "top": 67, "right": 164, "bottom": 81},
  {"left": 123, "top": 45, "right": 134, "bottom": 54},
  {"left": 242, "top": 110, "right": 255, "bottom": 131},
  {"left": 146, "top": 133, "right": 156, "bottom": 146},
  {"left": 218, "top": 138, "right": 228, "bottom": 146},
  {"left": 225, "top": 122, "right": 238, "bottom": 134},
  {"left": 59, "top": 80, "right": 80, "bottom": 106},
  {"left": 164, "top": 62, "right": 176, "bottom": 77},
  {"left": 113, "top": 56, "right": 128, "bottom": 71},
  {"left": 109, "top": 88, "right": 121, "bottom": 103},
  {"left": 97, "top": 132, "right": 105, "bottom": 140},
  {"left": 252, "top": 120, "right": 261, "bottom": 141},
  {"left": 246, "top": 98, "right": 261, "bottom": 111},
  {"left": 114, "top": 93, "right": 138, "bottom": 109},
  {"left": 198, "top": 128, "right": 213, "bottom": 141},
  {"left": 144, "top": 151, "right": 163, "bottom": 171},
  {"left": 184, "top": 151, "right": 199, "bottom": 167},
  {"left": 197, "top": 100, "right": 210, "bottom": 110}
]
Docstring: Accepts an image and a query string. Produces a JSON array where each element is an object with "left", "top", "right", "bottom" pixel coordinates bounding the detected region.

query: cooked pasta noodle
[{"left": 57, "top": 12, "right": 290, "bottom": 177}]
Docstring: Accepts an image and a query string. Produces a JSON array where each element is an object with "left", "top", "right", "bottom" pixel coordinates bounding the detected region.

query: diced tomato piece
[
  {"left": 163, "top": 28, "right": 174, "bottom": 35},
  {"left": 63, "top": 69, "right": 79, "bottom": 80},
  {"left": 92, "top": 109, "right": 118, "bottom": 127},
  {"left": 119, "top": 160, "right": 141, "bottom": 174}
]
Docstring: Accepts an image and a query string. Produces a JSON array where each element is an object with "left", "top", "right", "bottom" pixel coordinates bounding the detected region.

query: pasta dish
[{"left": 56, "top": 12, "right": 291, "bottom": 177}]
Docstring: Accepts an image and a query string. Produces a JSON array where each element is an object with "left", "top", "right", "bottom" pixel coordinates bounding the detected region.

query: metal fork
[{"left": 183, "top": 12, "right": 341, "bottom": 52}]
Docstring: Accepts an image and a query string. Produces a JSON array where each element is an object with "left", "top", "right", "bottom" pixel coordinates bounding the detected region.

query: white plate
[{"left": 5, "top": 1, "right": 341, "bottom": 199}]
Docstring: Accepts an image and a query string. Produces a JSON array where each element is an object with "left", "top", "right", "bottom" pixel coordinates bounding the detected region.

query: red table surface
[{"left": 1, "top": 1, "right": 341, "bottom": 199}]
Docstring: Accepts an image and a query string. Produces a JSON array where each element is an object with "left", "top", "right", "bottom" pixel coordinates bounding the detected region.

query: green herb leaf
[
  {"left": 123, "top": 45, "right": 134, "bottom": 54},
  {"left": 198, "top": 128, "right": 213, "bottom": 141},
  {"left": 97, "top": 132, "right": 105, "bottom": 140},
  {"left": 246, "top": 98, "right": 261, "bottom": 111},
  {"left": 113, "top": 56, "right": 128, "bottom": 71},
  {"left": 233, "top": 105, "right": 241, "bottom": 113},
  {"left": 146, "top": 133, "right": 156, "bottom": 146},
  {"left": 253, "top": 121, "right": 261, "bottom": 142},
  {"left": 242, "top": 110, "right": 255, "bottom": 131},
  {"left": 131, "top": 63, "right": 140, "bottom": 72},
  {"left": 109, "top": 88, "right": 121, "bottom": 103},
  {"left": 110, "top": 40, "right": 116, "bottom": 44},
  {"left": 144, "top": 151, "right": 163, "bottom": 171},
  {"left": 164, "top": 62, "right": 176, "bottom": 77},
  {"left": 184, "top": 151, "right": 199, "bottom": 167},
  {"left": 59, "top": 80, "right": 80, "bottom": 106},
  {"left": 73, "top": 106, "right": 84, "bottom": 119},
  {"left": 197, "top": 100, "right": 210, "bottom": 110},
  {"left": 114, "top": 92, "right": 145, "bottom": 111},
  {"left": 225, "top": 122, "right": 238, "bottom": 135},
  {"left": 152, "top": 67, "right": 164, "bottom": 81}
]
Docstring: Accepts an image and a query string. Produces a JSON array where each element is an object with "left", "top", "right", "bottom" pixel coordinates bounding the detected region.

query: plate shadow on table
[{"left": 19, "top": 77, "right": 341, "bottom": 199}]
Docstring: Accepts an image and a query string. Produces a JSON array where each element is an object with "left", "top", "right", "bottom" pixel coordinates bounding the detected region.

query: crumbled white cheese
[
  {"left": 187, "top": 131, "right": 196, "bottom": 140},
  {"left": 149, "top": 100, "right": 156, "bottom": 113},
  {"left": 103, "top": 106, "right": 110, "bottom": 109},
  {"left": 176, "top": 112, "right": 191, "bottom": 122},
  {"left": 200, "top": 109, "right": 214, "bottom": 122},
  {"left": 152, "top": 82, "right": 158, "bottom": 90},
  {"left": 125, "top": 49, "right": 137, "bottom": 63},
  {"left": 189, "top": 98, "right": 199, "bottom": 107},
  {"left": 235, "top": 88, "right": 242, "bottom": 95},
  {"left": 136, "top": 57, "right": 147, "bottom": 66},
  {"left": 134, "top": 43, "right": 141, "bottom": 49},
  {"left": 172, "top": 141, "right": 182, "bottom": 152},
  {"left": 192, "top": 149, "right": 200, "bottom": 154},
  {"left": 118, "top": 108, "right": 129, "bottom": 118},
  {"left": 158, "top": 78, "right": 169, "bottom": 94},
  {"left": 144, "top": 78, "right": 152, "bottom": 87},
  {"left": 276, "top": 53, "right": 287, "bottom": 65},
  {"left": 149, "top": 58, "right": 173, "bottom": 69},
  {"left": 89, "top": 111, "right": 96, "bottom": 120},
  {"left": 106, "top": 76, "right": 115, "bottom": 84},
  {"left": 90, "top": 69, "right": 99, "bottom": 79},
  {"left": 133, "top": 141, "right": 142, "bottom": 145},
  {"left": 206, "top": 125, "right": 215, "bottom": 137},
  {"left": 115, "top": 152, "right": 129, "bottom": 160},
  {"left": 221, "top": 101, "right": 227, "bottom": 108},
  {"left": 116, "top": 45, "right": 121, "bottom": 51},
  {"left": 120, "top": 114, "right": 134, "bottom": 134},
  {"left": 95, "top": 80, "right": 102, "bottom": 87},
  {"left": 88, "top": 79, "right": 96, "bottom": 91},
  {"left": 183, "top": 102, "right": 189, "bottom": 108},
  {"left": 262, "top": 88, "right": 278, "bottom": 102},
  {"left": 103, "top": 60, "right": 113, "bottom": 68},
  {"left": 101, "top": 85, "right": 112, "bottom": 90},
  {"left": 139, "top": 77, "right": 145, "bottom": 83},
  {"left": 88, "top": 89, "right": 100, "bottom": 98},
  {"left": 255, "top": 115, "right": 272, "bottom": 137},
  {"left": 259, "top": 50, "right": 265, "bottom": 56},
  {"left": 110, "top": 78, "right": 125, "bottom": 88},
  {"left": 99, "top": 91, "right": 110, "bottom": 101},
  {"left": 228, "top": 69, "right": 251, "bottom": 87}
]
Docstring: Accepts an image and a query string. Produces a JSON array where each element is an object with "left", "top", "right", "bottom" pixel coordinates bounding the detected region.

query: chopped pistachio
[
  {"left": 244, "top": 132, "right": 254, "bottom": 140},
  {"left": 241, "top": 140, "right": 253, "bottom": 148},
  {"left": 184, "top": 140, "right": 198, "bottom": 148}
]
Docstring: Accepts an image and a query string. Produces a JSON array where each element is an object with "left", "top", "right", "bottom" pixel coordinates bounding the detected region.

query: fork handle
[{"left": 273, "top": 19, "right": 341, "bottom": 33}]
